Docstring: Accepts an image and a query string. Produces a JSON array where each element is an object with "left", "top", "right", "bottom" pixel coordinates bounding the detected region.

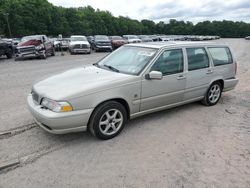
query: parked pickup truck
[
  {"left": 0, "top": 39, "right": 13, "bottom": 59},
  {"left": 16, "top": 35, "right": 55, "bottom": 60}
]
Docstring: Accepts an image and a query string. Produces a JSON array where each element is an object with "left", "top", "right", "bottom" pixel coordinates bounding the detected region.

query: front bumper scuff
[{"left": 27, "top": 94, "right": 93, "bottom": 134}]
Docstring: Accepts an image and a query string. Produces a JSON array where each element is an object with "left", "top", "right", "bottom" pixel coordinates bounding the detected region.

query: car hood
[
  {"left": 18, "top": 39, "right": 42, "bottom": 47},
  {"left": 70, "top": 41, "right": 89, "bottom": 45},
  {"left": 33, "top": 65, "right": 133, "bottom": 100}
]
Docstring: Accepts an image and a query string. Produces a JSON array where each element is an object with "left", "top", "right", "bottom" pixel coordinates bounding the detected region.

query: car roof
[
  {"left": 126, "top": 41, "right": 227, "bottom": 49},
  {"left": 71, "top": 35, "right": 86, "bottom": 37}
]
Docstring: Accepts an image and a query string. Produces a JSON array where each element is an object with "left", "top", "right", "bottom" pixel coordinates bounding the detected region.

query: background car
[
  {"left": 69, "top": 35, "right": 91, "bottom": 54},
  {"left": 138, "top": 35, "right": 153, "bottom": 42},
  {"left": 245, "top": 36, "right": 250, "bottom": 40},
  {"left": 87, "top": 36, "right": 94, "bottom": 49},
  {"left": 93, "top": 35, "right": 112, "bottom": 52},
  {"left": 110, "top": 36, "right": 128, "bottom": 49},
  {"left": 15, "top": 35, "right": 55, "bottom": 60},
  {"left": 54, "top": 38, "right": 70, "bottom": 51},
  {"left": 122, "top": 35, "right": 142, "bottom": 43},
  {"left": 0, "top": 38, "right": 13, "bottom": 59}
]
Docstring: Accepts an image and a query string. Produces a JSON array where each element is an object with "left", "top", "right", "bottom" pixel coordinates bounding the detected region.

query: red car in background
[
  {"left": 16, "top": 35, "right": 55, "bottom": 60},
  {"left": 110, "top": 36, "right": 128, "bottom": 49}
]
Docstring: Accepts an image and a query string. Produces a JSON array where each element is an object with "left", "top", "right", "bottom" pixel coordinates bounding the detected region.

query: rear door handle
[
  {"left": 206, "top": 69, "right": 213, "bottom": 74},
  {"left": 177, "top": 75, "right": 186, "bottom": 80}
]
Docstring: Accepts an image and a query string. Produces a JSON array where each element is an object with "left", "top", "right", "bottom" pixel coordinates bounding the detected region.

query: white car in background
[
  {"left": 123, "top": 35, "right": 142, "bottom": 43},
  {"left": 69, "top": 35, "right": 91, "bottom": 54}
]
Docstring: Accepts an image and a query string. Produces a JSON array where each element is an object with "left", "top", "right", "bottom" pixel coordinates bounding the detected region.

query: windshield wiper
[{"left": 103, "top": 64, "right": 120, "bottom": 72}]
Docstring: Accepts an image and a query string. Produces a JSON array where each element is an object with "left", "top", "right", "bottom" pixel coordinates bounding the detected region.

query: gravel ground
[{"left": 0, "top": 39, "right": 249, "bottom": 188}]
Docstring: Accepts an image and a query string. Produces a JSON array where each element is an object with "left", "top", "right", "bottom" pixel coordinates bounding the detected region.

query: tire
[
  {"left": 202, "top": 82, "right": 222, "bottom": 106},
  {"left": 5, "top": 48, "right": 13, "bottom": 59},
  {"left": 6, "top": 51, "right": 13, "bottom": 59},
  {"left": 89, "top": 101, "right": 127, "bottom": 140},
  {"left": 40, "top": 52, "right": 47, "bottom": 59},
  {"left": 51, "top": 47, "right": 55, "bottom": 56}
]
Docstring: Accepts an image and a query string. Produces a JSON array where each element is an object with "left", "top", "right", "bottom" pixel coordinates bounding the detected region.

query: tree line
[{"left": 0, "top": 0, "right": 250, "bottom": 38}]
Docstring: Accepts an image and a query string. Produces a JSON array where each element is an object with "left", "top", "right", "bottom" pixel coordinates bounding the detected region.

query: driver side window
[{"left": 151, "top": 49, "right": 183, "bottom": 76}]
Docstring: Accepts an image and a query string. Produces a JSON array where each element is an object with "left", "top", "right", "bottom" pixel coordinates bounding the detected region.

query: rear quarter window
[{"left": 208, "top": 47, "right": 233, "bottom": 66}]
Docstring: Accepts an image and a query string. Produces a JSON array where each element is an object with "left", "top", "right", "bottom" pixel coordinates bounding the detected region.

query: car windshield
[
  {"left": 70, "top": 36, "right": 87, "bottom": 41},
  {"left": 97, "top": 46, "right": 158, "bottom": 75},
  {"left": 21, "top": 36, "right": 42, "bottom": 42},
  {"left": 95, "top": 35, "right": 108, "bottom": 40}
]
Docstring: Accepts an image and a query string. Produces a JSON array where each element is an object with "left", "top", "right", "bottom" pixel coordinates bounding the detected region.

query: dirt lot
[{"left": 0, "top": 39, "right": 249, "bottom": 188}]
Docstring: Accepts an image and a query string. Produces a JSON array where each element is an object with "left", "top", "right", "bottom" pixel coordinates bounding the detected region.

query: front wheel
[
  {"left": 89, "top": 101, "right": 127, "bottom": 140},
  {"left": 40, "top": 52, "right": 47, "bottom": 59},
  {"left": 51, "top": 47, "right": 55, "bottom": 56},
  {"left": 202, "top": 82, "right": 222, "bottom": 106},
  {"left": 6, "top": 49, "right": 13, "bottom": 59}
]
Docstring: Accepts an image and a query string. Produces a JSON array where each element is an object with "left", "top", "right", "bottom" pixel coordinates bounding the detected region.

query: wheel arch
[
  {"left": 87, "top": 98, "right": 130, "bottom": 129},
  {"left": 211, "top": 79, "right": 224, "bottom": 90},
  {"left": 209, "top": 77, "right": 224, "bottom": 90}
]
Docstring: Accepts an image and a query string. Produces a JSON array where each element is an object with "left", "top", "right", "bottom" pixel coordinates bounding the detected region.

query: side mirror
[{"left": 145, "top": 71, "right": 163, "bottom": 80}]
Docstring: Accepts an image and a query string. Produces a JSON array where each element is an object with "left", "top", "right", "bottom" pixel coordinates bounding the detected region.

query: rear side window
[
  {"left": 208, "top": 47, "right": 233, "bottom": 66},
  {"left": 187, "top": 48, "right": 209, "bottom": 71}
]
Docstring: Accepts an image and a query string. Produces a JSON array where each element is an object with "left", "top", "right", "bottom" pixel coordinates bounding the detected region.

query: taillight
[{"left": 235, "top": 62, "right": 237, "bottom": 75}]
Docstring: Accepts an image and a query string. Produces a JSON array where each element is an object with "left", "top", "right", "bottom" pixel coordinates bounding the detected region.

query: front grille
[
  {"left": 96, "top": 42, "right": 111, "bottom": 46},
  {"left": 73, "top": 44, "right": 88, "bottom": 49},
  {"left": 19, "top": 46, "right": 36, "bottom": 53},
  {"left": 32, "top": 92, "right": 39, "bottom": 103}
]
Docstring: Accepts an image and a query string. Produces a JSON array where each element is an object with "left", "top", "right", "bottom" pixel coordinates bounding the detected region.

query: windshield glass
[
  {"left": 70, "top": 36, "right": 87, "bottom": 41},
  {"left": 97, "top": 46, "right": 158, "bottom": 75},
  {"left": 95, "top": 35, "right": 109, "bottom": 40},
  {"left": 21, "top": 36, "right": 41, "bottom": 42}
]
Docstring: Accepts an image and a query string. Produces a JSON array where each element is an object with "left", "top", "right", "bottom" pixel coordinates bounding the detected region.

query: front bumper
[
  {"left": 27, "top": 95, "right": 93, "bottom": 134},
  {"left": 16, "top": 50, "right": 45, "bottom": 59},
  {"left": 95, "top": 45, "right": 112, "bottom": 50},
  {"left": 70, "top": 47, "right": 91, "bottom": 53}
]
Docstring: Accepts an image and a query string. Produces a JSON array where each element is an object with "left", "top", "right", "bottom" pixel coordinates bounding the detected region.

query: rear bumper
[
  {"left": 223, "top": 78, "right": 239, "bottom": 92},
  {"left": 27, "top": 95, "right": 93, "bottom": 134}
]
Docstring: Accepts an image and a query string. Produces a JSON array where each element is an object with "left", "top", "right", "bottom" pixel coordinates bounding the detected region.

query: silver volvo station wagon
[{"left": 28, "top": 42, "right": 239, "bottom": 139}]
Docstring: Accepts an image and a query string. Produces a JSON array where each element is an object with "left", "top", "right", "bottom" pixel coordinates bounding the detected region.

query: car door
[
  {"left": 184, "top": 47, "right": 214, "bottom": 100},
  {"left": 42, "top": 36, "right": 52, "bottom": 53},
  {"left": 140, "top": 48, "right": 186, "bottom": 111}
]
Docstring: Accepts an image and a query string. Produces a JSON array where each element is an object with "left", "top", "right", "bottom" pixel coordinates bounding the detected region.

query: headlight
[
  {"left": 35, "top": 44, "right": 45, "bottom": 50},
  {"left": 41, "top": 98, "right": 73, "bottom": 112}
]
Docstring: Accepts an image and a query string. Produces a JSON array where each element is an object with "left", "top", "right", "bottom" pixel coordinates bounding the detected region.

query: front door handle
[{"left": 177, "top": 75, "right": 186, "bottom": 80}]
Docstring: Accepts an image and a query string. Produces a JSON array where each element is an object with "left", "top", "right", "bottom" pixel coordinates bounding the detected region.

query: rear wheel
[
  {"left": 202, "top": 82, "right": 222, "bottom": 106},
  {"left": 89, "top": 101, "right": 127, "bottom": 140}
]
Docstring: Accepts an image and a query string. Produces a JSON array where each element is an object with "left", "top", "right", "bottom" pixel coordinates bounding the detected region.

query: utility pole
[{"left": 3, "top": 13, "right": 12, "bottom": 38}]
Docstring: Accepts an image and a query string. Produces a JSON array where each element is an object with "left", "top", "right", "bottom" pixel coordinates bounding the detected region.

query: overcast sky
[{"left": 48, "top": 0, "right": 250, "bottom": 23}]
